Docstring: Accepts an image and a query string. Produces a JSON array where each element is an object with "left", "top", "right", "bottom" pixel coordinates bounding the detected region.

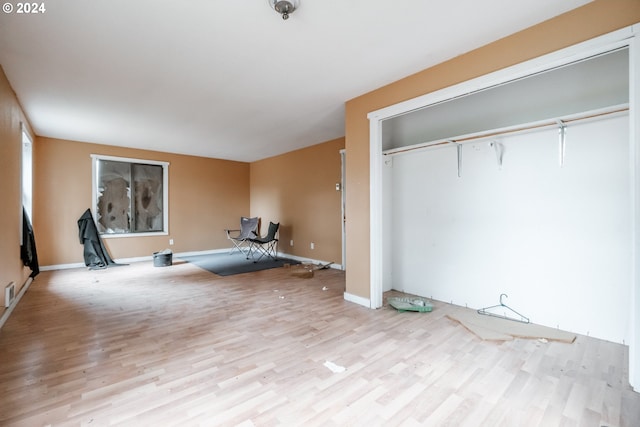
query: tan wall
[
  {"left": 344, "top": 0, "right": 640, "bottom": 299},
  {"left": 250, "top": 138, "right": 344, "bottom": 264},
  {"left": 0, "top": 66, "right": 34, "bottom": 309},
  {"left": 33, "top": 137, "right": 249, "bottom": 266}
]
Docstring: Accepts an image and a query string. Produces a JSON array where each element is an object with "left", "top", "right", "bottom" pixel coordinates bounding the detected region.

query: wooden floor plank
[{"left": 0, "top": 260, "right": 638, "bottom": 426}]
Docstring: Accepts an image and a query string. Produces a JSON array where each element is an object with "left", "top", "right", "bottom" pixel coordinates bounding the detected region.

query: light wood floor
[{"left": 0, "top": 259, "right": 638, "bottom": 426}]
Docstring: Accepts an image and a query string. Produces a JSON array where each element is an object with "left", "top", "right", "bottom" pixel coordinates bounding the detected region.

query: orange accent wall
[
  {"left": 249, "top": 138, "right": 345, "bottom": 264},
  {"left": 0, "top": 66, "right": 33, "bottom": 309},
  {"left": 33, "top": 137, "right": 249, "bottom": 265},
  {"left": 344, "top": 0, "right": 640, "bottom": 299}
]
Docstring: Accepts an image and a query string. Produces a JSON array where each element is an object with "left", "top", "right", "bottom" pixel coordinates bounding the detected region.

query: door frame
[
  {"left": 367, "top": 24, "right": 640, "bottom": 389},
  {"left": 340, "top": 149, "right": 346, "bottom": 270}
]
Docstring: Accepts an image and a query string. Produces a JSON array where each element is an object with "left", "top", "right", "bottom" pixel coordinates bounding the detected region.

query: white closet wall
[{"left": 386, "top": 114, "right": 630, "bottom": 343}]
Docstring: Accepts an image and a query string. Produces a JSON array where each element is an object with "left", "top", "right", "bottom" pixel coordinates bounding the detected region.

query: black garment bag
[{"left": 77, "top": 208, "right": 117, "bottom": 270}]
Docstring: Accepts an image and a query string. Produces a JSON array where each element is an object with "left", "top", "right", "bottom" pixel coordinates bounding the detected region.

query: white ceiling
[{"left": 0, "top": 0, "right": 592, "bottom": 162}]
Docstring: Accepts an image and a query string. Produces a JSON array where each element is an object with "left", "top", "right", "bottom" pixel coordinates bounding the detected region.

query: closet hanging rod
[{"left": 383, "top": 104, "right": 629, "bottom": 157}]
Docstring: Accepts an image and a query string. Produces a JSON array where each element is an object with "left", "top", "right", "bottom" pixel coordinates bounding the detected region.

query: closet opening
[{"left": 368, "top": 25, "right": 639, "bottom": 390}]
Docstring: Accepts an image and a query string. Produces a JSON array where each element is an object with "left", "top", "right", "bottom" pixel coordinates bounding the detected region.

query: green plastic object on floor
[{"left": 387, "top": 297, "right": 433, "bottom": 313}]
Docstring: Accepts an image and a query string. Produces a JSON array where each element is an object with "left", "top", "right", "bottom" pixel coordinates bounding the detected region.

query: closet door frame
[{"left": 367, "top": 23, "right": 640, "bottom": 389}]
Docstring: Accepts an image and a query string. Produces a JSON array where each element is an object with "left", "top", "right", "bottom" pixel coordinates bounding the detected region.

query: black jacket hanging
[{"left": 20, "top": 206, "right": 40, "bottom": 278}]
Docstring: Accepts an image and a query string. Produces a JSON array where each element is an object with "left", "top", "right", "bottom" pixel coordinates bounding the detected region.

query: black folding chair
[{"left": 248, "top": 221, "right": 279, "bottom": 262}]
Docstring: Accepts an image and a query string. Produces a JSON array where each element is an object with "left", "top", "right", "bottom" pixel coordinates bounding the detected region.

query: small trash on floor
[
  {"left": 290, "top": 261, "right": 334, "bottom": 278},
  {"left": 323, "top": 360, "right": 346, "bottom": 373},
  {"left": 322, "top": 286, "right": 329, "bottom": 291},
  {"left": 387, "top": 297, "right": 433, "bottom": 313},
  {"left": 291, "top": 264, "right": 314, "bottom": 278}
]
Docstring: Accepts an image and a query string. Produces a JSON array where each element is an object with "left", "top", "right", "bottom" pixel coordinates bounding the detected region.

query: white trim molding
[
  {"left": 629, "top": 23, "right": 640, "bottom": 393},
  {"left": 344, "top": 292, "right": 370, "bottom": 308}
]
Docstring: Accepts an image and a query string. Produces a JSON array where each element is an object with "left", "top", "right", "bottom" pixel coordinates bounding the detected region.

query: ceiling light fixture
[{"left": 268, "top": 0, "right": 299, "bottom": 20}]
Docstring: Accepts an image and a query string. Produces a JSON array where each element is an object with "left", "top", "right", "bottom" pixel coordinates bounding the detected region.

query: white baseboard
[
  {"left": 39, "top": 248, "right": 231, "bottom": 271},
  {"left": 39, "top": 249, "right": 343, "bottom": 272},
  {"left": 344, "top": 292, "right": 371, "bottom": 308},
  {"left": 173, "top": 248, "right": 229, "bottom": 258},
  {"left": 39, "top": 262, "right": 85, "bottom": 271}
]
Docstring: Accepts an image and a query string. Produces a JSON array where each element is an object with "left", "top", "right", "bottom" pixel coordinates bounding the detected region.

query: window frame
[{"left": 91, "top": 154, "right": 169, "bottom": 238}]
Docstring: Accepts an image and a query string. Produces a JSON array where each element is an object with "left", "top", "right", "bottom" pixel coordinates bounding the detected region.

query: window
[
  {"left": 21, "top": 125, "right": 33, "bottom": 219},
  {"left": 91, "top": 155, "right": 169, "bottom": 236}
]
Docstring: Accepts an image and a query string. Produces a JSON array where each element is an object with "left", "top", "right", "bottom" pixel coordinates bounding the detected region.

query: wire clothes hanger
[{"left": 477, "top": 293, "right": 530, "bottom": 324}]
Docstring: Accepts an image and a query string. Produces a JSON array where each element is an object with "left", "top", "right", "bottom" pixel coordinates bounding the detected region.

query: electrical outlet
[
  {"left": 310, "top": 242, "right": 315, "bottom": 250},
  {"left": 290, "top": 240, "right": 294, "bottom": 246},
  {"left": 169, "top": 239, "right": 174, "bottom": 245}
]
